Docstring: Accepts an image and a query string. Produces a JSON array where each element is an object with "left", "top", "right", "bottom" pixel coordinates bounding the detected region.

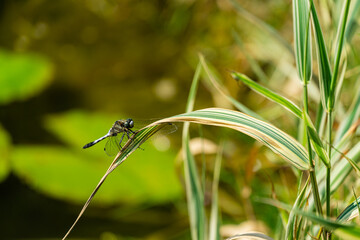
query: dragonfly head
[{"left": 125, "top": 118, "right": 134, "bottom": 129}]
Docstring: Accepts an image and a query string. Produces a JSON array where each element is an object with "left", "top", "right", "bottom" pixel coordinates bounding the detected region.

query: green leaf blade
[
  {"left": 153, "top": 108, "right": 310, "bottom": 170},
  {"left": 310, "top": 2, "right": 332, "bottom": 111},
  {"left": 232, "top": 72, "right": 302, "bottom": 118},
  {"left": 293, "top": 0, "right": 312, "bottom": 83}
]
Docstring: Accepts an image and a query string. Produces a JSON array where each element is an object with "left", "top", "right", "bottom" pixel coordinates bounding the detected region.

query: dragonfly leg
[{"left": 118, "top": 132, "right": 125, "bottom": 149}]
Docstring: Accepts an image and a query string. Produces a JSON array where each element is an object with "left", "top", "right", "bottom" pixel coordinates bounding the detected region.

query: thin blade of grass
[
  {"left": 293, "top": 0, "right": 312, "bottom": 83},
  {"left": 209, "top": 142, "right": 223, "bottom": 240},
  {"left": 334, "top": 87, "right": 360, "bottom": 144},
  {"left": 345, "top": 0, "right": 360, "bottom": 40},
  {"left": 310, "top": 1, "right": 332, "bottom": 111},
  {"left": 183, "top": 60, "right": 206, "bottom": 240},
  {"left": 231, "top": 72, "right": 302, "bottom": 118},
  {"left": 329, "top": 0, "right": 351, "bottom": 110},
  {"left": 286, "top": 177, "right": 309, "bottom": 240},
  {"left": 330, "top": 142, "right": 360, "bottom": 194}
]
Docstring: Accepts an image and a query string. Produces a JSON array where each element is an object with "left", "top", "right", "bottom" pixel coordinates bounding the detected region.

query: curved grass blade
[
  {"left": 151, "top": 108, "right": 310, "bottom": 170},
  {"left": 231, "top": 72, "right": 302, "bottom": 118},
  {"left": 330, "top": 142, "right": 360, "bottom": 194},
  {"left": 337, "top": 196, "right": 360, "bottom": 222},
  {"left": 225, "top": 233, "right": 274, "bottom": 240},
  {"left": 293, "top": 0, "right": 312, "bottom": 83}
]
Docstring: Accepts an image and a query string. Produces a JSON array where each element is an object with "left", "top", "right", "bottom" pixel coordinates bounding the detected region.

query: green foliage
[
  {"left": 232, "top": 72, "right": 302, "bottom": 118},
  {"left": 0, "top": 125, "right": 11, "bottom": 182},
  {"left": 0, "top": 50, "right": 53, "bottom": 104}
]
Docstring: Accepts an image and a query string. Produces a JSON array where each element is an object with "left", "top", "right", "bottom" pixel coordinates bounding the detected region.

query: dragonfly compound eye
[
  {"left": 128, "top": 119, "right": 134, "bottom": 128},
  {"left": 125, "top": 118, "right": 134, "bottom": 128}
]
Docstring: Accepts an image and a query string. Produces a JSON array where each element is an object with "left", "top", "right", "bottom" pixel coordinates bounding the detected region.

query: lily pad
[{"left": 0, "top": 50, "right": 54, "bottom": 104}]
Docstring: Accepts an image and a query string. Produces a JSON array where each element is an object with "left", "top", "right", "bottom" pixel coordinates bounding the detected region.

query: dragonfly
[
  {"left": 83, "top": 118, "right": 136, "bottom": 156},
  {"left": 83, "top": 118, "right": 177, "bottom": 156}
]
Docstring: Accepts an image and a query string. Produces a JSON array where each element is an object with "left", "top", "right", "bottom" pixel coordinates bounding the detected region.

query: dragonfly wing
[
  {"left": 104, "top": 133, "right": 125, "bottom": 156},
  {"left": 157, "top": 122, "right": 178, "bottom": 135}
]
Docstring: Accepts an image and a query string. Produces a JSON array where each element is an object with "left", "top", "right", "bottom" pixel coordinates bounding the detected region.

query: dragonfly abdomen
[{"left": 83, "top": 135, "right": 108, "bottom": 149}]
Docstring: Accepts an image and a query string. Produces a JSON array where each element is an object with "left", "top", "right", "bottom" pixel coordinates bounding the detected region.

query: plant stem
[
  {"left": 303, "top": 85, "right": 323, "bottom": 216},
  {"left": 326, "top": 111, "right": 332, "bottom": 240}
]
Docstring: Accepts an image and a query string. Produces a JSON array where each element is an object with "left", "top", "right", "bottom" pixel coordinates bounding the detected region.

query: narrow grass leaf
[
  {"left": 183, "top": 133, "right": 206, "bottom": 240},
  {"left": 329, "top": 0, "right": 351, "bottom": 110},
  {"left": 310, "top": 1, "right": 332, "bottom": 111},
  {"left": 232, "top": 72, "right": 302, "bottom": 118},
  {"left": 334, "top": 88, "right": 360, "bottom": 144},
  {"left": 345, "top": 0, "right": 360, "bottom": 40},
  {"left": 286, "top": 177, "right": 309, "bottom": 240},
  {"left": 209, "top": 143, "right": 223, "bottom": 240},
  {"left": 293, "top": 0, "right": 312, "bottom": 83},
  {"left": 183, "top": 60, "right": 206, "bottom": 240},
  {"left": 150, "top": 108, "right": 309, "bottom": 170},
  {"left": 303, "top": 111, "right": 330, "bottom": 168},
  {"left": 330, "top": 144, "right": 360, "bottom": 177}
]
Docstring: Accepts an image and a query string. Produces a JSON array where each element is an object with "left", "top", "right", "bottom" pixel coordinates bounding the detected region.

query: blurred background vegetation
[{"left": 1, "top": 0, "right": 359, "bottom": 239}]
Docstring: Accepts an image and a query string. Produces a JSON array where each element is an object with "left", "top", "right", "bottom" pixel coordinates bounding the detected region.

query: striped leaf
[
  {"left": 310, "top": 2, "right": 332, "bottom": 111},
  {"left": 337, "top": 197, "right": 360, "bottom": 222},
  {"left": 183, "top": 60, "right": 206, "bottom": 240},
  {"left": 226, "top": 233, "right": 274, "bottom": 240},
  {"left": 293, "top": 0, "right": 312, "bottom": 83},
  {"left": 232, "top": 72, "right": 302, "bottom": 118},
  {"left": 209, "top": 143, "right": 222, "bottom": 240},
  {"left": 329, "top": 0, "right": 351, "bottom": 110},
  {"left": 150, "top": 108, "right": 310, "bottom": 170}
]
